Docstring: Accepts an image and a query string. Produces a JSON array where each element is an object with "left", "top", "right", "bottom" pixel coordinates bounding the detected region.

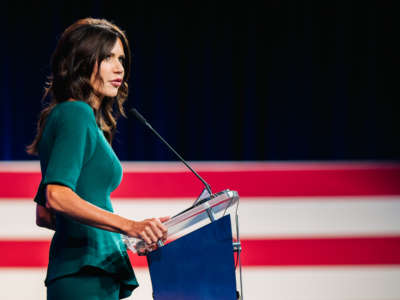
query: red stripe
[
  {"left": 0, "top": 240, "right": 50, "bottom": 268},
  {"left": 0, "top": 173, "right": 41, "bottom": 198},
  {"left": 241, "top": 236, "right": 400, "bottom": 266},
  {"left": 1, "top": 236, "right": 400, "bottom": 268},
  {"left": 1, "top": 166, "right": 400, "bottom": 198}
]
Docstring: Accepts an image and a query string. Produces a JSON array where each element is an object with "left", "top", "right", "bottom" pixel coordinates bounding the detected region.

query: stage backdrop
[
  {"left": 1, "top": 161, "right": 400, "bottom": 299},
  {"left": 1, "top": 2, "right": 399, "bottom": 161}
]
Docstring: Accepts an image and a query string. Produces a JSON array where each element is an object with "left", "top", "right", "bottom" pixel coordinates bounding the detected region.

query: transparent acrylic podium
[{"left": 123, "top": 189, "right": 243, "bottom": 300}]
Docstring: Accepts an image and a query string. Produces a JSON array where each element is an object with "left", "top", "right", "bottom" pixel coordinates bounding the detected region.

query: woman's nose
[{"left": 114, "top": 60, "right": 124, "bottom": 73}]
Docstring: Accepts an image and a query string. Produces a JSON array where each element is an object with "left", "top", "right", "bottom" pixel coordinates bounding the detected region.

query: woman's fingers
[
  {"left": 141, "top": 219, "right": 166, "bottom": 244},
  {"left": 128, "top": 217, "right": 169, "bottom": 245},
  {"left": 149, "top": 221, "right": 163, "bottom": 240},
  {"left": 145, "top": 225, "right": 159, "bottom": 244},
  {"left": 159, "top": 216, "right": 170, "bottom": 223},
  {"left": 157, "top": 217, "right": 169, "bottom": 240},
  {"left": 151, "top": 218, "right": 169, "bottom": 241},
  {"left": 139, "top": 230, "right": 152, "bottom": 245}
]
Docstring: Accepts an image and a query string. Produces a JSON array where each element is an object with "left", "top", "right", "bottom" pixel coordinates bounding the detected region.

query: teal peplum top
[{"left": 34, "top": 100, "right": 138, "bottom": 298}]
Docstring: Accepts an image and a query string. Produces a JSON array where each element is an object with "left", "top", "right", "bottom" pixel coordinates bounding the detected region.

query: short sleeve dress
[{"left": 34, "top": 100, "right": 138, "bottom": 298}]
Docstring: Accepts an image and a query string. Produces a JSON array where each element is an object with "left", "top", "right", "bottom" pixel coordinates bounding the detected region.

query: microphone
[{"left": 129, "top": 108, "right": 213, "bottom": 199}]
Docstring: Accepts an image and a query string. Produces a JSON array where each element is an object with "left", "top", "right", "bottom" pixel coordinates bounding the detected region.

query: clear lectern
[{"left": 123, "top": 189, "right": 243, "bottom": 300}]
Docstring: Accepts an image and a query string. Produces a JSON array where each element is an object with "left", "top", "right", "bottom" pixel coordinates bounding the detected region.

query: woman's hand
[
  {"left": 36, "top": 203, "right": 56, "bottom": 230},
  {"left": 125, "top": 216, "right": 170, "bottom": 245}
]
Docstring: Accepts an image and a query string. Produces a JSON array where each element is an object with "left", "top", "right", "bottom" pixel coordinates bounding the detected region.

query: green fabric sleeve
[
  {"left": 34, "top": 102, "right": 98, "bottom": 206},
  {"left": 43, "top": 103, "right": 97, "bottom": 190}
]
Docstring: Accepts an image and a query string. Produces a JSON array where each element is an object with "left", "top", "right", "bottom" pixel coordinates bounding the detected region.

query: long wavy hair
[{"left": 27, "top": 18, "right": 131, "bottom": 155}]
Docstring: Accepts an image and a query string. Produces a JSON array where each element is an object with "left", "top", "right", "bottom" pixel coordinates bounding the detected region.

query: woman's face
[{"left": 90, "top": 38, "right": 125, "bottom": 100}]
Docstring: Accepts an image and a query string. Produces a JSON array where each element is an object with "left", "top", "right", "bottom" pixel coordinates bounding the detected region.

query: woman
[{"left": 27, "top": 18, "right": 168, "bottom": 299}]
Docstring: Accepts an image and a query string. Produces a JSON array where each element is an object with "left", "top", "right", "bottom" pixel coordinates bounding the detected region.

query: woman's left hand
[{"left": 36, "top": 203, "right": 56, "bottom": 230}]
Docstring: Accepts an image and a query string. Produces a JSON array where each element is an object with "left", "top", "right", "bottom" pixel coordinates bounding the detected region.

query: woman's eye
[{"left": 119, "top": 57, "right": 125, "bottom": 63}]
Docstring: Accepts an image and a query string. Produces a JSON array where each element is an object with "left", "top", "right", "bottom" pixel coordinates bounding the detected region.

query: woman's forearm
[
  {"left": 46, "top": 184, "right": 130, "bottom": 234},
  {"left": 45, "top": 184, "right": 168, "bottom": 244}
]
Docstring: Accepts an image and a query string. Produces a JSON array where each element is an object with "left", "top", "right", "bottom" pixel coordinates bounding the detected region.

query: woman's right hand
[{"left": 125, "top": 216, "right": 170, "bottom": 245}]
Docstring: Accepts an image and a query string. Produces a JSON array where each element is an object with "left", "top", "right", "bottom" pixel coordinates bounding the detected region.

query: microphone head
[{"left": 129, "top": 108, "right": 148, "bottom": 126}]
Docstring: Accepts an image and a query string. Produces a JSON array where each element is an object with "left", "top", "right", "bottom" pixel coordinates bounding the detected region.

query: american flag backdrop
[{"left": 0, "top": 161, "right": 400, "bottom": 299}]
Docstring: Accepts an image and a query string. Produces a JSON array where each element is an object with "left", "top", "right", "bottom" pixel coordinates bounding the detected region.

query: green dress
[{"left": 34, "top": 100, "right": 138, "bottom": 298}]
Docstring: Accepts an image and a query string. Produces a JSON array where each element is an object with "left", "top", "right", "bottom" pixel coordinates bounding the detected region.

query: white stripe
[
  {"left": 0, "top": 161, "right": 40, "bottom": 172},
  {"left": 1, "top": 160, "right": 399, "bottom": 172},
  {"left": 1, "top": 266, "right": 399, "bottom": 300},
  {"left": 2, "top": 196, "right": 400, "bottom": 239},
  {"left": 242, "top": 266, "right": 400, "bottom": 300}
]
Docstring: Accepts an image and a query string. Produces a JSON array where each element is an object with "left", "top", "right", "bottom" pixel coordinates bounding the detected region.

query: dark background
[{"left": 1, "top": 1, "right": 398, "bottom": 161}]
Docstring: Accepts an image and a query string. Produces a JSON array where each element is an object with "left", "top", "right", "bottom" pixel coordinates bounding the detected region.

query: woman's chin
[{"left": 103, "top": 91, "right": 119, "bottom": 98}]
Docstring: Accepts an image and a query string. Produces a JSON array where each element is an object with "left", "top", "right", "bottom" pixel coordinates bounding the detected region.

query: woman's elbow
[{"left": 45, "top": 184, "right": 65, "bottom": 212}]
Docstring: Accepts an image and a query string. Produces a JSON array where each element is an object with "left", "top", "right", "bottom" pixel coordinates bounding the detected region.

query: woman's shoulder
[
  {"left": 51, "top": 100, "right": 96, "bottom": 124},
  {"left": 40, "top": 100, "right": 99, "bottom": 151},
  {"left": 54, "top": 100, "right": 94, "bottom": 115}
]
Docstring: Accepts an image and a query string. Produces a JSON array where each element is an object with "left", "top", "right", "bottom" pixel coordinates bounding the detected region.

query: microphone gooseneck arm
[{"left": 129, "top": 108, "right": 213, "bottom": 197}]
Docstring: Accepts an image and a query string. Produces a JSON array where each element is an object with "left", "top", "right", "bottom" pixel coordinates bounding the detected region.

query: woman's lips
[{"left": 110, "top": 80, "right": 122, "bottom": 87}]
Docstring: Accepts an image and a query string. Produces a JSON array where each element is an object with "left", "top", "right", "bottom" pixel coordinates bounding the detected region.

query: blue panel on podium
[{"left": 147, "top": 215, "right": 237, "bottom": 300}]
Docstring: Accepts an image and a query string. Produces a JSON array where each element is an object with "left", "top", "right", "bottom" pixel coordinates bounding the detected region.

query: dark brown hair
[{"left": 27, "top": 18, "right": 131, "bottom": 155}]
